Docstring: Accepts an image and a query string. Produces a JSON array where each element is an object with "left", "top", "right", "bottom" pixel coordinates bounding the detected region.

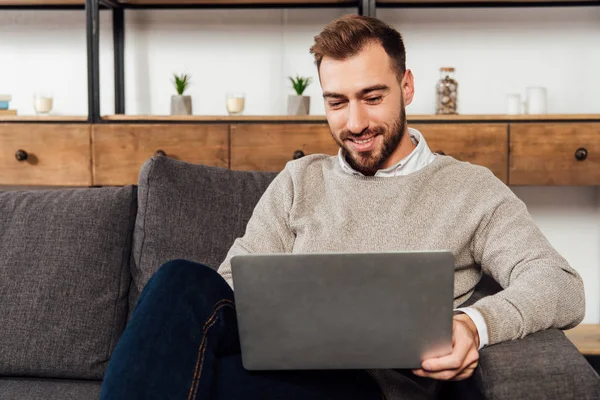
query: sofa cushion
[
  {"left": 0, "top": 377, "right": 101, "bottom": 400},
  {"left": 476, "top": 328, "right": 600, "bottom": 399},
  {"left": 0, "top": 186, "right": 137, "bottom": 379},
  {"left": 131, "top": 156, "right": 276, "bottom": 304}
]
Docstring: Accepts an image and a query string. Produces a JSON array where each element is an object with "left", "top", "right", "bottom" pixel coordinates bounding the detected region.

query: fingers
[
  {"left": 421, "top": 325, "right": 473, "bottom": 372},
  {"left": 412, "top": 358, "right": 478, "bottom": 381},
  {"left": 412, "top": 320, "right": 480, "bottom": 381},
  {"left": 450, "top": 366, "right": 477, "bottom": 381}
]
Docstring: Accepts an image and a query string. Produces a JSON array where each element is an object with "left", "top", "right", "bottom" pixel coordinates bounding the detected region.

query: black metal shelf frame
[
  {"left": 2, "top": 0, "right": 599, "bottom": 123},
  {"left": 85, "top": 0, "right": 375, "bottom": 123}
]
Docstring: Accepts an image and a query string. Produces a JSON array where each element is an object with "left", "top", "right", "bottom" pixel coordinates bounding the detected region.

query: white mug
[{"left": 526, "top": 87, "right": 547, "bottom": 114}]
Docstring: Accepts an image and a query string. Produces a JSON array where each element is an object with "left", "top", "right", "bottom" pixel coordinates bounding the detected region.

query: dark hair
[{"left": 310, "top": 15, "right": 406, "bottom": 81}]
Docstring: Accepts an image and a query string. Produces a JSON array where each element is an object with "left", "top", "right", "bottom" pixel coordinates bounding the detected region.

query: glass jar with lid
[{"left": 435, "top": 67, "right": 458, "bottom": 115}]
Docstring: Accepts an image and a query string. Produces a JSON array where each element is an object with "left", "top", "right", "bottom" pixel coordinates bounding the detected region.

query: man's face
[{"left": 319, "top": 43, "right": 413, "bottom": 175}]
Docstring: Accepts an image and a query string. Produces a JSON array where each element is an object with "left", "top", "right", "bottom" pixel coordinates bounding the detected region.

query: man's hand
[{"left": 412, "top": 313, "right": 480, "bottom": 381}]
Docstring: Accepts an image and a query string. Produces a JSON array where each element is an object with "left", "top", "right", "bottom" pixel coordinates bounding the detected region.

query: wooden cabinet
[
  {"left": 2, "top": 119, "right": 599, "bottom": 187},
  {"left": 411, "top": 123, "right": 509, "bottom": 183},
  {"left": 230, "top": 123, "right": 339, "bottom": 172},
  {"left": 509, "top": 123, "right": 600, "bottom": 185},
  {"left": 0, "top": 124, "right": 91, "bottom": 186},
  {"left": 92, "top": 124, "right": 229, "bottom": 185}
]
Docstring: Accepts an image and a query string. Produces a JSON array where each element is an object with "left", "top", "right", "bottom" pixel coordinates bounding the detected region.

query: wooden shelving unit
[
  {"left": 0, "top": 116, "right": 88, "bottom": 122},
  {"left": 2, "top": 114, "right": 599, "bottom": 124},
  {"left": 565, "top": 325, "right": 600, "bottom": 356},
  {"left": 119, "top": 0, "right": 355, "bottom": 4},
  {"left": 2, "top": 0, "right": 598, "bottom": 121},
  {"left": 0, "top": 0, "right": 83, "bottom": 4},
  {"left": 101, "top": 113, "right": 600, "bottom": 123},
  {"left": 377, "top": 0, "right": 600, "bottom": 5}
]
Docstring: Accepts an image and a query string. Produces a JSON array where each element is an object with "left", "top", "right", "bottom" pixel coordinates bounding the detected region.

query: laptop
[{"left": 230, "top": 251, "right": 454, "bottom": 371}]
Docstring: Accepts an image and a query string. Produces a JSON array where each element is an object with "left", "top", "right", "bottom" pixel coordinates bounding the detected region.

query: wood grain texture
[
  {"left": 230, "top": 123, "right": 339, "bottom": 172},
  {"left": 0, "top": 116, "right": 88, "bottom": 122},
  {"left": 99, "top": 114, "right": 600, "bottom": 123},
  {"left": 0, "top": 0, "right": 83, "bottom": 5},
  {"left": 411, "top": 123, "right": 508, "bottom": 183},
  {"left": 118, "top": 0, "right": 353, "bottom": 4},
  {"left": 102, "top": 114, "right": 328, "bottom": 122},
  {"left": 0, "top": 124, "right": 91, "bottom": 186},
  {"left": 378, "top": 0, "right": 595, "bottom": 3},
  {"left": 509, "top": 123, "right": 600, "bottom": 185},
  {"left": 564, "top": 324, "right": 600, "bottom": 356},
  {"left": 92, "top": 124, "right": 228, "bottom": 186}
]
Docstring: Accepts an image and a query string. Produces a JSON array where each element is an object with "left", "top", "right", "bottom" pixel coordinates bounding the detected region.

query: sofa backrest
[
  {"left": 130, "top": 156, "right": 277, "bottom": 306},
  {"left": 0, "top": 186, "right": 137, "bottom": 380}
]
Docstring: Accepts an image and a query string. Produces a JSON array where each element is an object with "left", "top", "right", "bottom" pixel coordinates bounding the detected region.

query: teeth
[{"left": 354, "top": 137, "right": 374, "bottom": 144}]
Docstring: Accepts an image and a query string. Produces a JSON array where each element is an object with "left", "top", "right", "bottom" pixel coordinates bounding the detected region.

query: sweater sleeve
[
  {"left": 217, "top": 167, "right": 296, "bottom": 289},
  {"left": 470, "top": 172, "right": 585, "bottom": 345}
]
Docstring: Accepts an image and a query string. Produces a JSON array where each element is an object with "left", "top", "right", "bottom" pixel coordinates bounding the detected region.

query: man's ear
[{"left": 402, "top": 69, "right": 415, "bottom": 106}]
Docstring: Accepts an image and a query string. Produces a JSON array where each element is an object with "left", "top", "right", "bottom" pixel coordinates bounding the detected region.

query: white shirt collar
[{"left": 338, "top": 127, "right": 436, "bottom": 177}]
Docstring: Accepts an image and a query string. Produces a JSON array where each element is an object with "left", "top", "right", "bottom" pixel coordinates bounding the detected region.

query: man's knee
[{"left": 155, "top": 258, "right": 220, "bottom": 285}]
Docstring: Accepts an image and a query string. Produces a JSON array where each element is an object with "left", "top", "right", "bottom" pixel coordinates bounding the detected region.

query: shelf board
[
  {"left": 377, "top": 0, "right": 599, "bottom": 3},
  {"left": 99, "top": 114, "right": 600, "bottom": 123},
  {"left": 0, "top": 115, "right": 88, "bottom": 122},
  {"left": 102, "top": 114, "right": 329, "bottom": 122},
  {"left": 406, "top": 114, "right": 600, "bottom": 122},
  {"left": 564, "top": 324, "right": 600, "bottom": 356},
  {"left": 0, "top": 0, "right": 84, "bottom": 5},
  {"left": 3, "top": 114, "right": 597, "bottom": 123},
  {"left": 117, "top": 0, "right": 355, "bottom": 5}
]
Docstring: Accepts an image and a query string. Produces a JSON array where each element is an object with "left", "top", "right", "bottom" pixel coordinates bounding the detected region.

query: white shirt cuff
[{"left": 454, "top": 307, "right": 489, "bottom": 350}]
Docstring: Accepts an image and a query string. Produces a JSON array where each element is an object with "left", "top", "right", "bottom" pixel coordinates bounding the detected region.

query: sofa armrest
[{"left": 475, "top": 328, "right": 600, "bottom": 399}]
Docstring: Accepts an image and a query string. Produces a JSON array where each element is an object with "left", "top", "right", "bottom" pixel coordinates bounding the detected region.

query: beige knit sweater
[{"left": 217, "top": 154, "right": 585, "bottom": 346}]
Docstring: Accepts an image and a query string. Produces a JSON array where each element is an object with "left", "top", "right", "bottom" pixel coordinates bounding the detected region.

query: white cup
[
  {"left": 526, "top": 87, "right": 547, "bottom": 114},
  {"left": 507, "top": 94, "right": 522, "bottom": 115}
]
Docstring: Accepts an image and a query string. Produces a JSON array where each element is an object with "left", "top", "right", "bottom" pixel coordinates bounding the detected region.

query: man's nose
[{"left": 346, "top": 102, "right": 369, "bottom": 135}]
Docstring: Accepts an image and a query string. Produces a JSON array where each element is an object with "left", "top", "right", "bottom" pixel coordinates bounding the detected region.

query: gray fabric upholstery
[
  {"left": 476, "top": 328, "right": 600, "bottom": 399},
  {"left": 0, "top": 187, "right": 137, "bottom": 380},
  {"left": 131, "top": 156, "right": 276, "bottom": 306},
  {"left": 0, "top": 377, "right": 101, "bottom": 400}
]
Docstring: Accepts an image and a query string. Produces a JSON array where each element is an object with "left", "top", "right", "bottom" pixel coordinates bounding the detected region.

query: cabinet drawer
[
  {"left": 230, "top": 124, "right": 339, "bottom": 172},
  {"left": 92, "top": 124, "right": 229, "bottom": 186},
  {"left": 0, "top": 124, "right": 91, "bottom": 186},
  {"left": 411, "top": 123, "right": 508, "bottom": 183},
  {"left": 509, "top": 123, "right": 600, "bottom": 185}
]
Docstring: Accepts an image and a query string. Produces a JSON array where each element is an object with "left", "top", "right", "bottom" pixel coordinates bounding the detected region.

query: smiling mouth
[
  {"left": 345, "top": 134, "right": 380, "bottom": 153},
  {"left": 350, "top": 136, "right": 376, "bottom": 144},
  {"left": 348, "top": 135, "right": 377, "bottom": 144}
]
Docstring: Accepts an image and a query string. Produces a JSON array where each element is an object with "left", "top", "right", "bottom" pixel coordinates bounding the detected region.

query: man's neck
[{"left": 380, "top": 127, "right": 416, "bottom": 170}]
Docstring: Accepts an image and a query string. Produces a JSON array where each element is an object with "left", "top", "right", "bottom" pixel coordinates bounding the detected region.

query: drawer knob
[
  {"left": 575, "top": 148, "right": 588, "bottom": 161},
  {"left": 154, "top": 149, "right": 167, "bottom": 157},
  {"left": 15, "top": 149, "right": 28, "bottom": 162},
  {"left": 293, "top": 150, "right": 305, "bottom": 160}
]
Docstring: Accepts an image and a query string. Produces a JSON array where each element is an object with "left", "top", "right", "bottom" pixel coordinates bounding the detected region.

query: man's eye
[
  {"left": 366, "top": 96, "right": 382, "bottom": 104},
  {"left": 329, "top": 102, "right": 344, "bottom": 108}
]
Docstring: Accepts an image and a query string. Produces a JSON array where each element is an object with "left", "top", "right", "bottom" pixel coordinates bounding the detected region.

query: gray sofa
[{"left": 1, "top": 156, "right": 599, "bottom": 400}]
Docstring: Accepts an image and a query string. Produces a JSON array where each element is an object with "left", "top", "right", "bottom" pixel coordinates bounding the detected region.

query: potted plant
[
  {"left": 287, "top": 75, "right": 312, "bottom": 116},
  {"left": 170, "top": 73, "right": 192, "bottom": 115}
]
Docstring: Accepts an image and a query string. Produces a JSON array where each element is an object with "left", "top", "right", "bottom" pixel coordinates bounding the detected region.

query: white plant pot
[
  {"left": 287, "top": 95, "right": 310, "bottom": 116},
  {"left": 170, "top": 95, "right": 192, "bottom": 115}
]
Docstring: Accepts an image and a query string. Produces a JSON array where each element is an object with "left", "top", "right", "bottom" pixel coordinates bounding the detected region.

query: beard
[{"left": 332, "top": 105, "right": 407, "bottom": 176}]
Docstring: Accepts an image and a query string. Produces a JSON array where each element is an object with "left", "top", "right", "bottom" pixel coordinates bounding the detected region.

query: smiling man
[{"left": 100, "top": 15, "right": 585, "bottom": 400}]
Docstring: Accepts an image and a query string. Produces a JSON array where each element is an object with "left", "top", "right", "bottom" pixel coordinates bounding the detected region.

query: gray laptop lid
[{"left": 231, "top": 251, "right": 454, "bottom": 370}]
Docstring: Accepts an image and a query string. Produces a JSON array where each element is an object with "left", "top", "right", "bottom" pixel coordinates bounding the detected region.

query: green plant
[
  {"left": 288, "top": 75, "right": 312, "bottom": 96},
  {"left": 172, "top": 73, "right": 191, "bottom": 95}
]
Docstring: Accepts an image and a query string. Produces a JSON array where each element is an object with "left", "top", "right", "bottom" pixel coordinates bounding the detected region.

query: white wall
[
  {"left": 511, "top": 187, "right": 600, "bottom": 324},
  {"left": 1, "top": 7, "right": 599, "bottom": 321}
]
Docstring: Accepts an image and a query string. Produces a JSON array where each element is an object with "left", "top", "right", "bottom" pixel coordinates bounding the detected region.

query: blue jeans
[{"left": 100, "top": 259, "right": 429, "bottom": 399}]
